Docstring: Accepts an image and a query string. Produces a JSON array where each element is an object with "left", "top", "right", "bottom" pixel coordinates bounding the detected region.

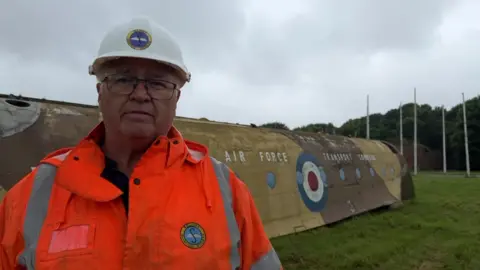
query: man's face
[{"left": 97, "top": 58, "right": 183, "bottom": 140}]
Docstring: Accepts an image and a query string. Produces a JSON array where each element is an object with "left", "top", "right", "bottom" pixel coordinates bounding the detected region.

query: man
[{"left": 0, "top": 17, "right": 282, "bottom": 269}]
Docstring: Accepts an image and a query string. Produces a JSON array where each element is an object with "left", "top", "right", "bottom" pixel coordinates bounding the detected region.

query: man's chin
[{"left": 120, "top": 124, "right": 156, "bottom": 140}]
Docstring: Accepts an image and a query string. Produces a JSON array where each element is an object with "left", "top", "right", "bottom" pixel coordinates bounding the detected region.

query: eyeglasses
[{"left": 101, "top": 74, "right": 178, "bottom": 100}]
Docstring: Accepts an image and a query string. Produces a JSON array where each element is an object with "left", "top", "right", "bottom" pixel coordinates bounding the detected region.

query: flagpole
[
  {"left": 413, "top": 88, "right": 417, "bottom": 176},
  {"left": 442, "top": 105, "right": 446, "bottom": 174},
  {"left": 462, "top": 93, "right": 471, "bottom": 177},
  {"left": 400, "top": 102, "right": 403, "bottom": 155},
  {"left": 366, "top": 94, "right": 370, "bottom": 139}
]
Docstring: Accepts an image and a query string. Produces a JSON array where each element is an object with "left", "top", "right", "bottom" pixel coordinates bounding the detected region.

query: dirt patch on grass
[{"left": 417, "top": 260, "right": 445, "bottom": 270}]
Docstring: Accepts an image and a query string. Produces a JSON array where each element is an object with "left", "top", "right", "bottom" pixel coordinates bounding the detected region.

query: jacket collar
[
  {"left": 52, "top": 122, "right": 208, "bottom": 202},
  {"left": 85, "top": 122, "right": 207, "bottom": 167}
]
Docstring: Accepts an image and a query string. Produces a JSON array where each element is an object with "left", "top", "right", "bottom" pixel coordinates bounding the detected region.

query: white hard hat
[{"left": 89, "top": 16, "right": 191, "bottom": 84}]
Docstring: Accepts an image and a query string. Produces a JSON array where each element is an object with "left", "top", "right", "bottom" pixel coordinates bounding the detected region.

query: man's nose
[{"left": 129, "top": 81, "right": 151, "bottom": 101}]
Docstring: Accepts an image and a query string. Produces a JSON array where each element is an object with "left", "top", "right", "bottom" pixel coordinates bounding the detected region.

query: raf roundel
[
  {"left": 295, "top": 152, "right": 328, "bottom": 212},
  {"left": 126, "top": 29, "right": 152, "bottom": 50},
  {"left": 180, "top": 222, "right": 206, "bottom": 249}
]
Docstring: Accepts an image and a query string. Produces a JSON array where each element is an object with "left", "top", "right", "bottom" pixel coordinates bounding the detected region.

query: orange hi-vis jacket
[{"left": 0, "top": 123, "right": 282, "bottom": 270}]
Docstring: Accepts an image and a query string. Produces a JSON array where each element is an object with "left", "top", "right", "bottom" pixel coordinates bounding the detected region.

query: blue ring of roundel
[{"left": 295, "top": 152, "right": 329, "bottom": 212}]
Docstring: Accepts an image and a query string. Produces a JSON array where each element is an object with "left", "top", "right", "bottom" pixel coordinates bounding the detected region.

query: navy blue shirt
[{"left": 100, "top": 156, "right": 130, "bottom": 216}]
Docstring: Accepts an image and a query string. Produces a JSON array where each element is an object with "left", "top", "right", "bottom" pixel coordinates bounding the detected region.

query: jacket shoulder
[
  {"left": 3, "top": 147, "right": 73, "bottom": 207},
  {"left": 1, "top": 169, "right": 36, "bottom": 229},
  {"left": 38, "top": 147, "right": 73, "bottom": 165},
  {"left": 207, "top": 157, "right": 248, "bottom": 199}
]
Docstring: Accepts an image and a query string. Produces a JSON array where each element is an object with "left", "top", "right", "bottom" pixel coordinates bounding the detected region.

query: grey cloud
[
  {"left": 124, "top": 0, "right": 247, "bottom": 71},
  {"left": 310, "top": 0, "right": 456, "bottom": 53},
  {"left": 0, "top": 1, "right": 125, "bottom": 65},
  {"left": 1, "top": 0, "right": 479, "bottom": 129},
  {"left": 227, "top": 0, "right": 456, "bottom": 89}
]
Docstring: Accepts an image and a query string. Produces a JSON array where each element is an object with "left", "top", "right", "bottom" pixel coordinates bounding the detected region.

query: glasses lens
[
  {"left": 107, "top": 76, "right": 136, "bottom": 94},
  {"left": 105, "top": 75, "right": 178, "bottom": 99},
  {"left": 148, "top": 80, "right": 177, "bottom": 100}
]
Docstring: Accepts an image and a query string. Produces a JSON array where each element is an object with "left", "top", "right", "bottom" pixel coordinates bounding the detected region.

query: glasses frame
[{"left": 101, "top": 74, "right": 179, "bottom": 100}]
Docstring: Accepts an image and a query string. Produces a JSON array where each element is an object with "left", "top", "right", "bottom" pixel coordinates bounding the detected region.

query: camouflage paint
[{"left": 0, "top": 95, "right": 414, "bottom": 238}]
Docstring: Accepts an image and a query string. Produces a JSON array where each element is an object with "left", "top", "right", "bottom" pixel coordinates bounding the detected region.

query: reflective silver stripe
[
  {"left": 251, "top": 248, "right": 282, "bottom": 270},
  {"left": 52, "top": 152, "right": 70, "bottom": 162},
  {"left": 210, "top": 157, "right": 241, "bottom": 270},
  {"left": 18, "top": 152, "right": 70, "bottom": 270}
]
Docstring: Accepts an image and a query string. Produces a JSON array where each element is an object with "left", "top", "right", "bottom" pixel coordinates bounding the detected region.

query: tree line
[{"left": 260, "top": 96, "right": 480, "bottom": 171}]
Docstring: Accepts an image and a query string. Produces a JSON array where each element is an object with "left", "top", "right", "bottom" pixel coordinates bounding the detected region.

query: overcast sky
[{"left": 1, "top": 0, "right": 479, "bottom": 128}]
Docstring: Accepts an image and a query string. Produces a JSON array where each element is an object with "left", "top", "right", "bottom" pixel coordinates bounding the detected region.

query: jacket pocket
[{"left": 37, "top": 223, "right": 96, "bottom": 261}]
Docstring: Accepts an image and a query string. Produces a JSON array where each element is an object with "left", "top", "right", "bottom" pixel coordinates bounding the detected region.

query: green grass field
[{"left": 272, "top": 175, "right": 480, "bottom": 270}]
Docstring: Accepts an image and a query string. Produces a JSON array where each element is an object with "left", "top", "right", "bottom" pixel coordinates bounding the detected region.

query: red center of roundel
[{"left": 307, "top": 171, "right": 319, "bottom": 191}]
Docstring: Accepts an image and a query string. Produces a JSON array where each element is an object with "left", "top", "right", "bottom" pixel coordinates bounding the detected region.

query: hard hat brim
[{"left": 90, "top": 51, "right": 191, "bottom": 83}]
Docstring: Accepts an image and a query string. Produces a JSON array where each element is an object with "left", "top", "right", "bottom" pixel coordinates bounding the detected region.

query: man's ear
[
  {"left": 97, "top": 83, "right": 102, "bottom": 106},
  {"left": 176, "top": 90, "right": 181, "bottom": 101}
]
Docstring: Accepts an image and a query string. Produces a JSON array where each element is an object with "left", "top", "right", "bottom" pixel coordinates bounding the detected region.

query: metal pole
[
  {"left": 366, "top": 94, "right": 370, "bottom": 139},
  {"left": 400, "top": 102, "right": 403, "bottom": 155},
  {"left": 413, "top": 88, "right": 417, "bottom": 176},
  {"left": 442, "top": 105, "right": 446, "bottom": 174},
  {"left": 462, "top": 93, "right": 471, "bottom": 177}
]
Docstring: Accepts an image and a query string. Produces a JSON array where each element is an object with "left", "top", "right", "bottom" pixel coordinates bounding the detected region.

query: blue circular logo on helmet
[
  {"left": 296, "top": 152, "right": 328, "bottom": 212},
  {"left": 126, "top": 29, "right": 152, "bottom": 50}
]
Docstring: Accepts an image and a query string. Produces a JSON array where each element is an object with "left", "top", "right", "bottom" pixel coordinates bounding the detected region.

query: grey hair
[{"left": 94, "top": 68, "right": 106, "bottom": 83}]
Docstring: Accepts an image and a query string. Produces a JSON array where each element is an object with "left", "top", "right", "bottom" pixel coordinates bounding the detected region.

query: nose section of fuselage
[
  {"left": 0, "top": 95, "right": 41, "bottom": 138},
  {"left": 0, "top": 95, "right": 42, "bottom": 196}
]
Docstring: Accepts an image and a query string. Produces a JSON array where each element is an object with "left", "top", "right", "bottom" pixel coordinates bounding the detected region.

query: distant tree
[
  {"left": 293, "top": 123, "right": 337, "bottom": 134},
  {"left": 260, "top": 122, "right": 290, "bottom": 130},
  {"left": 256, "top": 96, "right": 480, "bottom": 170},
  {"left": 331, "top": 96, "right": 480, "bottom": 171}
]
